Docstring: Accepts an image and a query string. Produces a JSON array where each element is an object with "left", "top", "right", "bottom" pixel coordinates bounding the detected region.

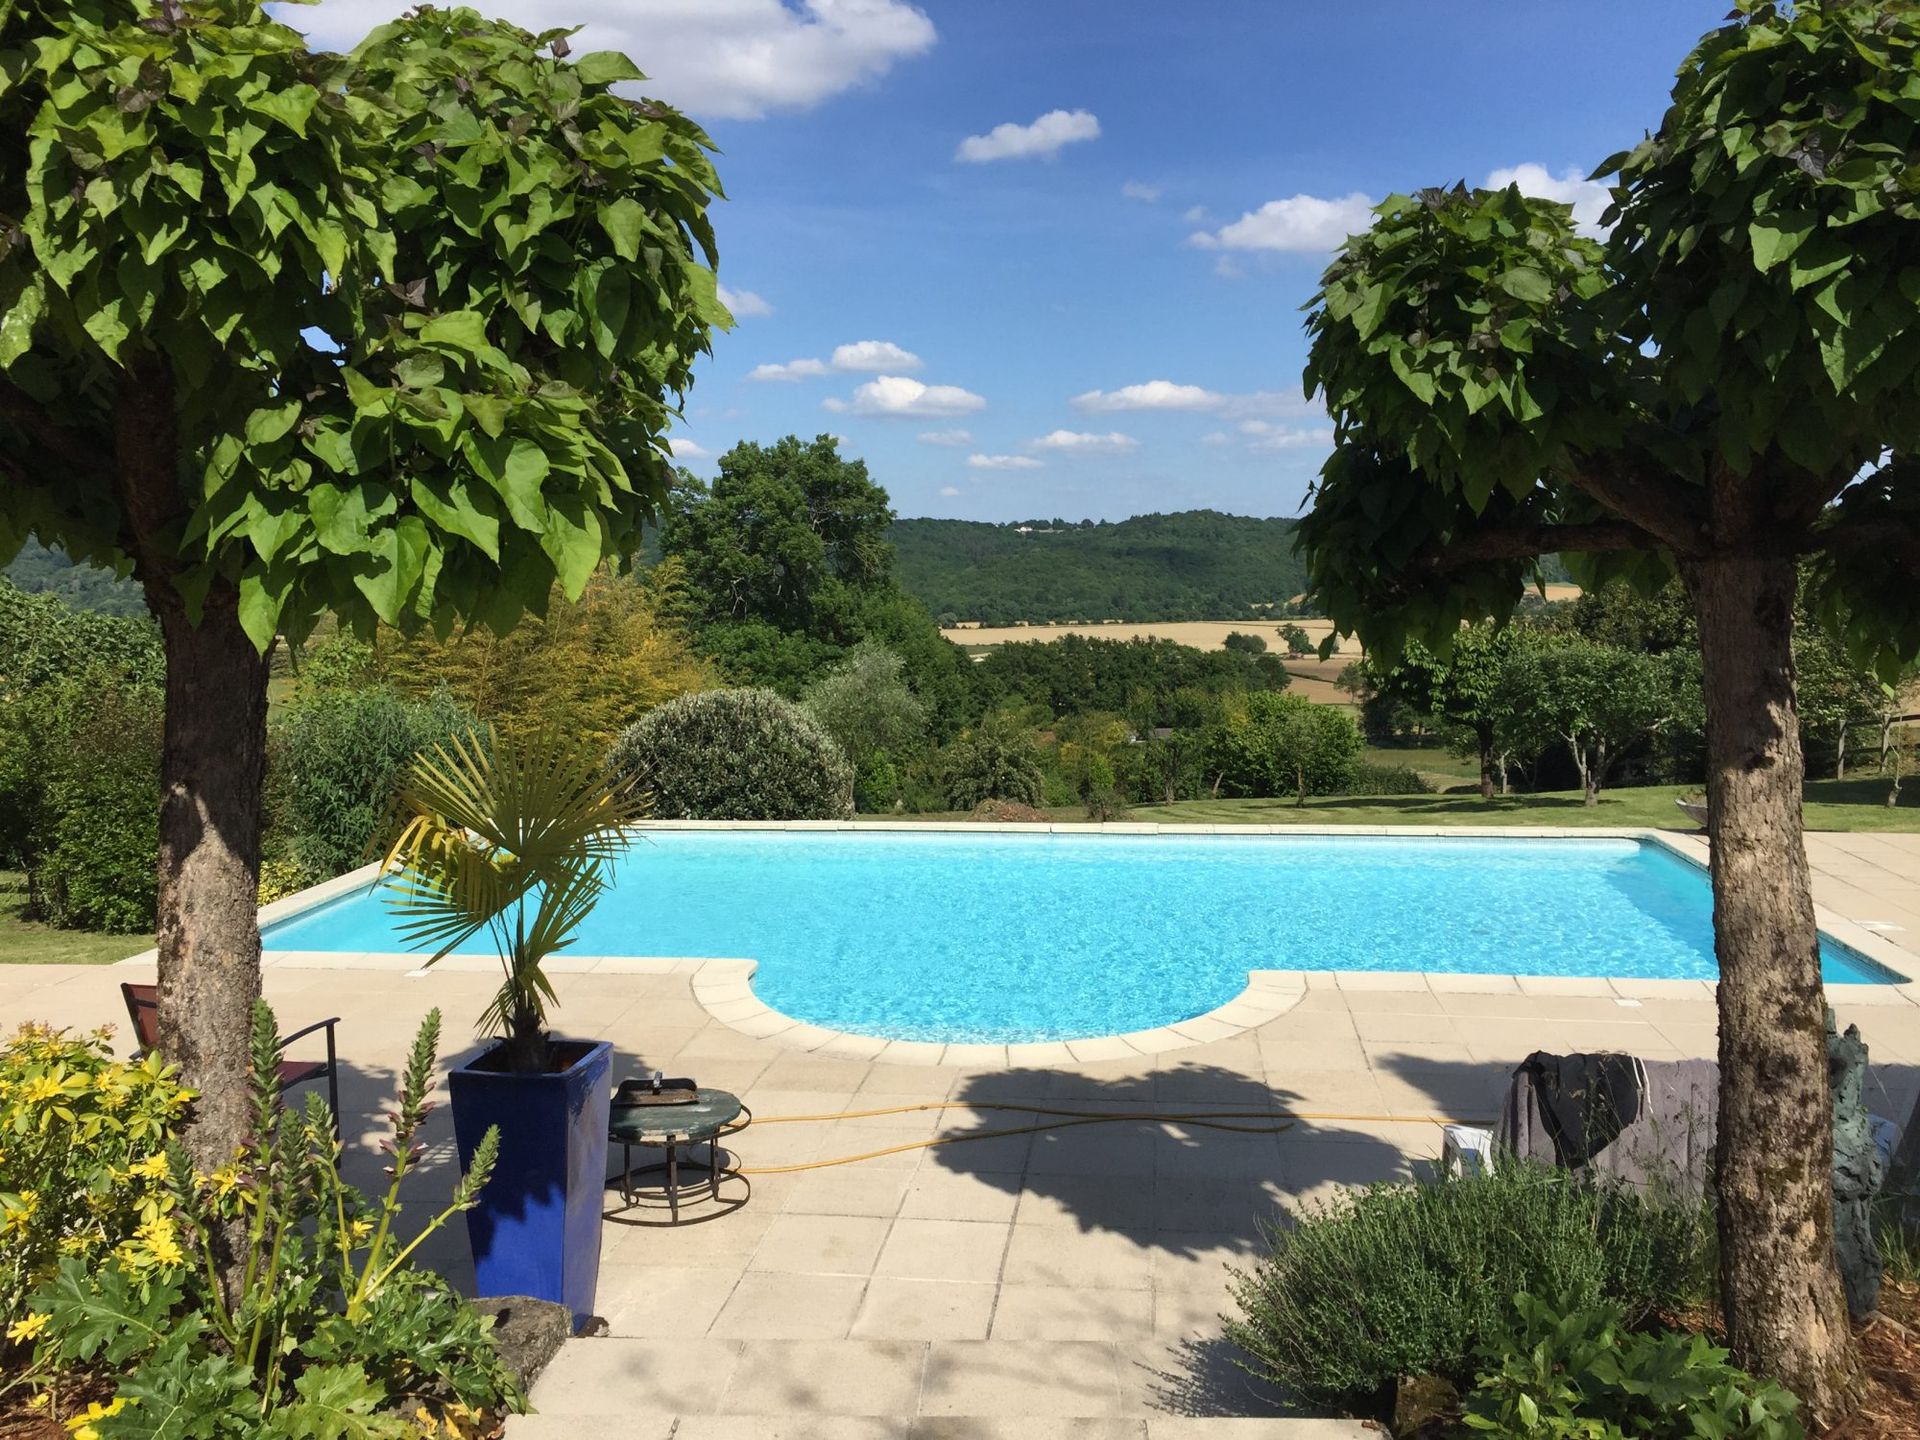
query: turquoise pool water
[{"left": 262, "top": 832, "right": 1898, "bottom": 1043}]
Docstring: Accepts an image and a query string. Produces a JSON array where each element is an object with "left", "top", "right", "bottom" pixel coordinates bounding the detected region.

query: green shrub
[
  {"left": 0, "top": 1024, "right": 193, "bottom": 1328},
  {"left": 940, "top": 730, "right": 1045, "bottom": 810},
  {"left": 608, "top": 687, "right": 854, "bottom": 820},
  {"left": 0, "top": 671, "right": 163, "bottom": 931},
  {"left": 267, "top": 686, "right": 479, "bottom": 881},
  {"left": 1208, "top": 692, "right": 1363, "bottom": 800},
  {"left": 1344, "top": 760, "right": 1434, "bottom": 796},
  {"left": 1224, "top": 1165, "right": 1714, "bottom": 1407},
  {"left": 0, "top": 580, "right": 161, "bottom": 692},
  {"left": 1461, "top": 1293, "right": 1803, "bottom": 1439},
  {"left": 8, "top": 1006, "right": 521, "bottom": 1432}
]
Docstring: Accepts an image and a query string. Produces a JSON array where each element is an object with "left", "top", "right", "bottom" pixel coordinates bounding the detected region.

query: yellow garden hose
[{"left": 732, "top": 1100, "right": 1492, "bottom": 1175}]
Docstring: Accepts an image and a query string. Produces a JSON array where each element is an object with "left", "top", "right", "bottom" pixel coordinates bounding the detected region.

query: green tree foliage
[
  {"left": 0, "top": 588, "right": 163, "bottom": 930},
  {"left": 608, "top": 688, "right": 853, "bottom": 821},
  {"left": 1277, "top": 622, "right": 1315, "bottom": 657},
  {"left": 939, "top": 725, "right": 1046, "bottom": 811},
  {"left": 368, "top": 571, "right": 715, "bottom": 747},
  {"left": 1501, "top": 639, "right": 1692, "bottom": 806},
  {"left": 660, "top": 437, "right": 971, "bottom": 727},
  {"left": 801, "top": 642, "right": 927, "bottom": 813},
  {"left": 888, "top": 511, "right": 1310, "bottom": 624},
  {"left": 1222, "top": 630, "right": 1267, "bottom": 654},
  {"left": 1292, "top": 3, "right": 1920, "bottom": 1405},
  {"left": 0, "top": 673, "right": 162, "bottom": 931},
  {"left": 0, "top": 581, "right": 161, "bottom": 691},
  {"left": 1351, "top": 625, "right": 1526, "bottom": 799},
  {"left": 266, "top": 687, "right": 480, "bottom": 884},
  {"left": 973, "top": 634, "right": 1287, "bottom": 723},
  {"left": 0, "top": 0, "right": 728, "bottom": 1169},
  {"left": 1208, "top": 693, "right": 1363, "bottom": 804}
]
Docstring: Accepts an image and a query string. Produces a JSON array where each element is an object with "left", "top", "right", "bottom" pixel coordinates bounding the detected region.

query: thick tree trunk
[
  {"left": 113, "top": 353, "right": 270, "bottom": 1178},
  {"left": 1689, "top": 551, "right": 1863, "bottom": 1422},
  {"left": 153, "top": 598, "right": 269, "bottom": 1173}
]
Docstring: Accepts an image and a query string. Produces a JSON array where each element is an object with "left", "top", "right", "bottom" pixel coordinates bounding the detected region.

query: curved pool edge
[{"left": 687, "top": 956, "right": 1310, "bottom": 1066}]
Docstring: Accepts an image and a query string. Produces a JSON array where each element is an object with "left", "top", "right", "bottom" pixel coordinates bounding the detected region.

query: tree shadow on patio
[{"left": 928, "top": 1060, "right": 1423, "bottom": 1418}]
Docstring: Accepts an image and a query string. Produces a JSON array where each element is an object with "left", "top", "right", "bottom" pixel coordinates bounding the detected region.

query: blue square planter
[{"left": 449, "top": 1037, "right": 612, "bottom": 1330}]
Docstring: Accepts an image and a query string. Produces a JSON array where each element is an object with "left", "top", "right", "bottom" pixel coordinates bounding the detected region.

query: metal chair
[{"left": 119, "top": 982, "right": 341, "bottom": 1123}]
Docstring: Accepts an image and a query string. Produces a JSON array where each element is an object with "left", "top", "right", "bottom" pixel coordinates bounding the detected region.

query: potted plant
[{"left": 382, "top": 729, "right": 644, "bottom": 1329}]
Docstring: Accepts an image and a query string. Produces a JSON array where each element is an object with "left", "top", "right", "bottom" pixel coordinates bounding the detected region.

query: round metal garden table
[{"left": 607, "top": 1087, "right": 751, "bottom": 1223}]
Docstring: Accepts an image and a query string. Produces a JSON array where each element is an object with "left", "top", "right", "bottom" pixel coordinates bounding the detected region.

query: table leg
[
  {"left": 622, "top": 1142, "right": 633, "bottom": 1208},
  {"left": 668, "top": 1140, "right": 680, "bottom": 1224}
]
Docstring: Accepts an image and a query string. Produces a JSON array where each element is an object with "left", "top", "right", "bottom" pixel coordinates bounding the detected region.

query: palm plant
[{"left": 380, "top": 728, "right": 646, "bottom": 1073}]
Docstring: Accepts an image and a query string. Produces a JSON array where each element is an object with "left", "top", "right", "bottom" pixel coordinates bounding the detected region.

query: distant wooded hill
[
  {"left": 887, "top": 510, "right": 1312, "bottom": 625},
  {"left": 2, "top": 539, "right": 145, "bottom": 616}
]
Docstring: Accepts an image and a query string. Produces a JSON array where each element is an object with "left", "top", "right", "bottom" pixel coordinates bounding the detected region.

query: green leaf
[
  {"left": 1748, "top": 210, "right": 1814, "bottom": 272},
  {"left": 418, "top": 311, "right": 490, "bottom": 351},
  {"left": 1351, "top": 282, "right": 1391, "bottom": 342},
  {"left": 252, "top": 84, "right": 319, "bottom": 137},
  {"left": 1494, "top": 267, "right": 1552, "bottom": 304},
  {"left": 352, "top": 514, "right": 431, "bottom": 622},
  {"left": 0, "top": 272, "right": 45, "bottom": 366},
  {"left": 573, "top": 51, "right": 646, "bottom": 87},
  {"left": 597, "top": 197, "right": 647, "bottom": 262},
  {"left": 244, "top": 399, "right": 301, "bottom": 447},
  {"left": 237, "top": 567, "right": 292, "bottom": 651},
  {"left": 411, "top": 473, "right": 502, "bottom": 559},
  {"left": 268, "top": 1362, "right": 409, "bottom": 1440}
]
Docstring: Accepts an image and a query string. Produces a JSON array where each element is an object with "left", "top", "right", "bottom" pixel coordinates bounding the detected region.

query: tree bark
[
  {"left": 1688, "top": 549, "right": 1863, "bottom": 1422},
  {"left": 113, "top": 353, "right": 270, "bottom": 1179},
  {"left": 152, "top": 598, "right": 269, "bottom": 1173},
  {"left": 1477, "top": 724, "right": 1495, "bottom": 801}
]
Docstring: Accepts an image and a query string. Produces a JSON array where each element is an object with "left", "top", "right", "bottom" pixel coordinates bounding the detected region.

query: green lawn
[
  {"left": 1132, "top": 777, "right": 1920, "bottom": 831},
  {"left": 0, "top": 872, "right": 151, "bottom": 965}
]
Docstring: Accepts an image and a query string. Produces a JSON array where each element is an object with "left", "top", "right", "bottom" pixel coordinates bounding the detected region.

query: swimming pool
[{"left": 261, "top": 831, "right": 1900, "bottom": 1044}]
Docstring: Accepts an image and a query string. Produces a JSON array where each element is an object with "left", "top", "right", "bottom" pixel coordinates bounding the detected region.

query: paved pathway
[{"left": 3, "top": 829, "right": 1916, "bottom": 1438}]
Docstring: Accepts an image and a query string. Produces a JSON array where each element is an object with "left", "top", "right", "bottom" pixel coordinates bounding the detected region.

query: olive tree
[
  {"left": 1293, "top": 1, "right": 1919, "bottom": 1413},
  {"left": 0, "top": 1, "right": 728, "bottom": 1172}
]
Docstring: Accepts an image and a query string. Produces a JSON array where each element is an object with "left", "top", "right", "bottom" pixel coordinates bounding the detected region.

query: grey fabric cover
[{"left": 1497, "top": 1057, "right": 1718, "bottom": 1200}]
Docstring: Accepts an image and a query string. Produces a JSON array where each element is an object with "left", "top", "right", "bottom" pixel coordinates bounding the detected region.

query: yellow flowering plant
[
  {"left": 17, "top": 1003, "right": 518, "bottom": 1437},
  {"left": 0, "top": 1023, "right": 191, "bottom": 1329}
]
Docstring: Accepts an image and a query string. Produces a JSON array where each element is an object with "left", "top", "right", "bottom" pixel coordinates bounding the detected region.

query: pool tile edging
[{"left": 684, "top": 956, "right": 1311, "bottom": 1067}]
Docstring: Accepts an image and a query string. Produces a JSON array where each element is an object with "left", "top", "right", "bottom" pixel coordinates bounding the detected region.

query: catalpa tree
[
  {"left": 1295, "top": 0, "right": 1918, "bottom": 1415},
  {"left": 0, "top": 0, "right": 728, "bottom": 1170}
]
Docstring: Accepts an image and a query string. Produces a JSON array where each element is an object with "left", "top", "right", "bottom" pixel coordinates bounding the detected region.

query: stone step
[
  {"left": 505, "top": 1418, "right": 1373, "bottom": 1439},
  {"left": 508, "top": 1337, "right": 1373, "bottom": 1438}
]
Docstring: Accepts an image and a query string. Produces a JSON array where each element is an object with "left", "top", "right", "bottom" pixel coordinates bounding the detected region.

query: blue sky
[{"left": 287, "top": 1, "right": 1723, "bottom": 522}]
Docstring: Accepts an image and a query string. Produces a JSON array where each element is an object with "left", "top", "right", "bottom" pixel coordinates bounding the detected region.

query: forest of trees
[{"left": 886, "top": 511, "right": 1313, "bottom": 624}]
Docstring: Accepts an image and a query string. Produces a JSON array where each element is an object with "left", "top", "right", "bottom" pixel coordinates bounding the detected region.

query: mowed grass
[
  {"left": 0, "top": 872, "right": 151, "bottom": 965},
  {"left": 1133, "top": 777, "right": 1920, "bottom": 832}
]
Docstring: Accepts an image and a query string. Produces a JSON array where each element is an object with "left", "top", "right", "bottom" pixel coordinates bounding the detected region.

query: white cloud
[
  {"left": 667, "top": 436, "right": 710, "bottom": 459},
  {"left": 967, "top": 453, "right": 1043, "bottom": 470},
  {"left": 1029, "top": 429, "right": 1138, "bottom": 454},
  {"left": 1189, "top": 192, "right": 1376, "bottom": 253},
  {"left": 830, "top": 339, "right": 922, "bottom": 372},
  {"left": 956, "top": 108, "right": 1100, "bottom": 163},
  {"left": 1071, "top": 380, "right": 1224, "bottom": 413},
  {"left": 1485, "top": 163, "right": 1612, "bottom": 236},
  {"left": 1182, "top": 204, "right": 1211, "bottom": 224},
  {"left": 1213, "top": 256, "right": 1246, "bottom": 280},
  {"left": 289, "top": 0, "right": 937, "bottom": 121},
  {"left": 938, "top": 485, "right": 962, "bottom": 497},
  {"left": 917, "top": 428, "right": 973, "bottom": 447},
  {"left": 748, "top": 340, "right": 920, "bottom": 381},
  {"left": 747, "top": 357, "right": 831, "bottom": 382},
  {"left": 1121, "top": 180, "right": 1162, "bottom": 203},
  {"left": 1239, "top": 421, "right": 1335, "bottom": 452},
  {"left": 717, "top": 284, "right": 773, "bottom": 318},
  {"left": 1199, "top": 431, "right": 1232, "bottom": 447},
  {"left": 824, "top": 375, "right": 986, "bottom": 417}
]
